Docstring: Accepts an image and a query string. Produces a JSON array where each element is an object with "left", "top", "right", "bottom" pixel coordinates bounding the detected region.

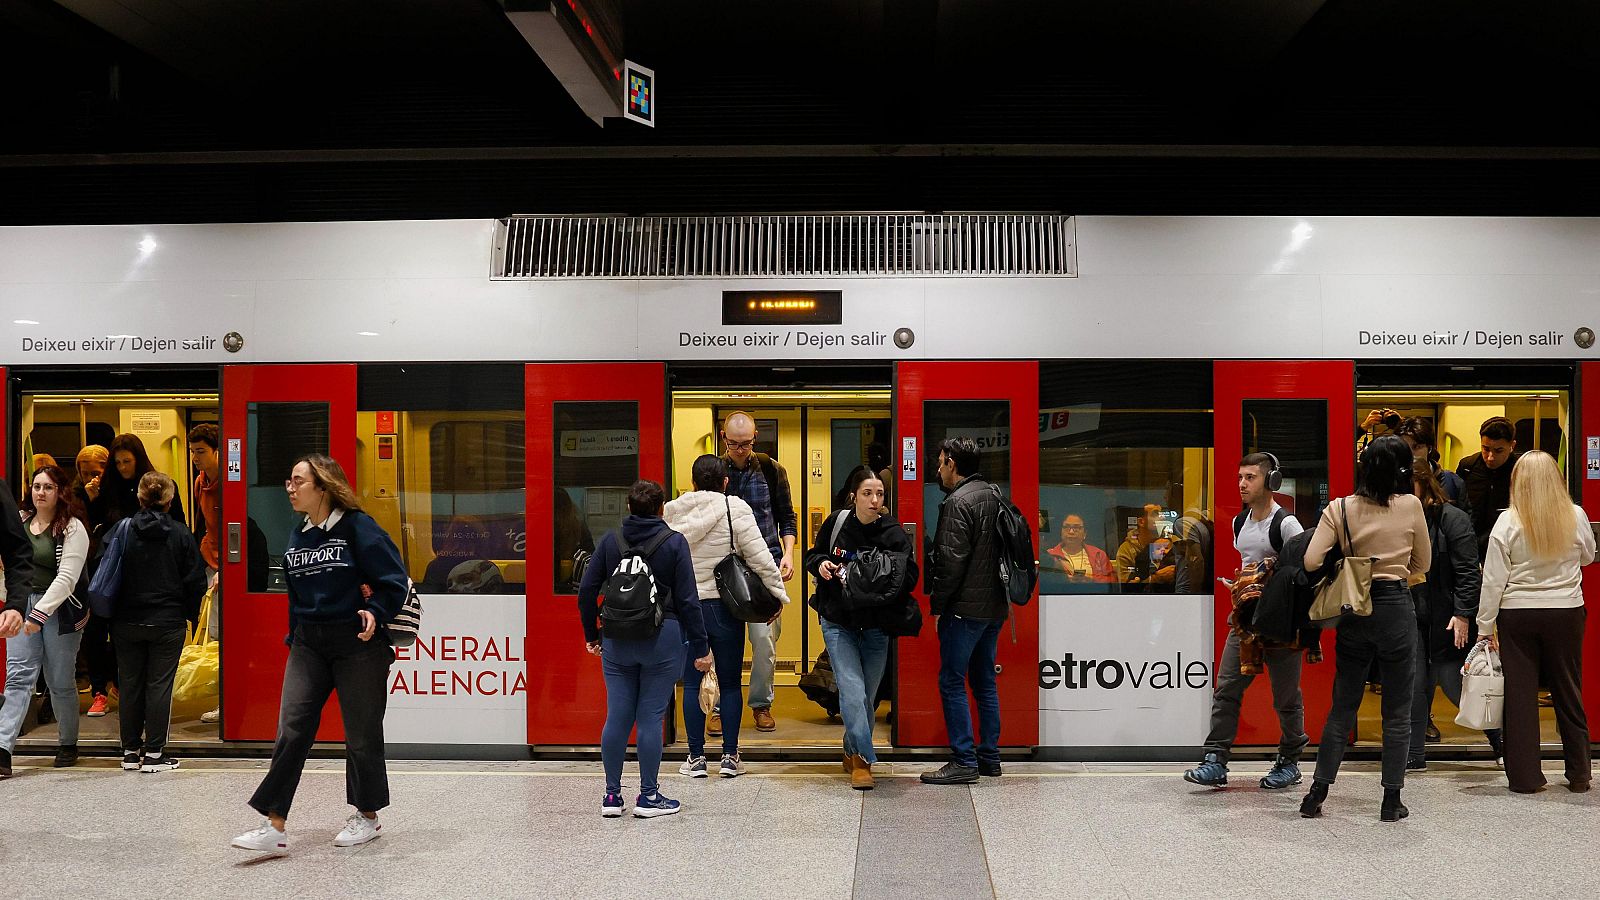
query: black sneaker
[
  {"left": 1406, "top": 757, "right": 1428, "bottom": 771},
  {"left": 53, "top": 746, "right": 78, "bottom": 768},
  {"left": 0, "top": 747, "right": 12, "bottom": 778},
  {"left": 978, "top": 761, "right": 1002, "bottom": 777},
  {"left": 141, "top": 755, "right": 181, "bottom": 773},
  {"left": 121, "top": 752, "right": 142, "bottom": 771},
  {"left": 920, "top": 762, "right": 979, "bottom": 785}
]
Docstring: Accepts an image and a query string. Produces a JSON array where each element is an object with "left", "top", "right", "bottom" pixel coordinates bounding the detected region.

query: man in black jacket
[
  {"left": 921, "top": 437, "right": 1007, "bottom": 785},
  {"left": 1455, "top": 415, "right": 1522, "bottom": 561},
  {"left": 0, "top": 477, "right": 34, "bottom": 639}
]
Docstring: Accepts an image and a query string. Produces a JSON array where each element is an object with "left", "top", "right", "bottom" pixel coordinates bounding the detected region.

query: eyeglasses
[
  {"left": 725, "top": 439, "right": 756, "bottom": 450},
  {"left": 1061, "top": 523, "right": 1085, "bottom": 531},
  {"left": 31, "top": 483, "right": 58, "bottom": 492},
  {"left": 285, "top": 477, "right": 316, "bottom": 490}
]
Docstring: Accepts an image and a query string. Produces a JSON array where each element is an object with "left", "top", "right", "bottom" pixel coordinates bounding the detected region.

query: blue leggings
[
  {"left": 682, "top": 600, "right": 745, "bottom": 759},
  {"left": 601, "top": 619, "right": 685, "bottom": 796}
]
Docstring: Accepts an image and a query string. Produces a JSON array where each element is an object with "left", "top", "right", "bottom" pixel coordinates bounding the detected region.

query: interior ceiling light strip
[{"left": 492, "top": 214, "right": 1076, "bottom": 278}]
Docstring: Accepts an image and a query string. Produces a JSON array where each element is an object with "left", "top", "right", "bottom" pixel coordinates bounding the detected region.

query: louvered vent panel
[{"left": 492, "top": 214, "right": 1075, "bottom": 278}]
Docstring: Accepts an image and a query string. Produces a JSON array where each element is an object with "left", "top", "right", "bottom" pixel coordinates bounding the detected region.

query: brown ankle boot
[
  {"left": 849, "top": 756, "right": 875, "bottom": 790},
  {"left": 842, "top": 755, "right": 855, "bottom": 774}
]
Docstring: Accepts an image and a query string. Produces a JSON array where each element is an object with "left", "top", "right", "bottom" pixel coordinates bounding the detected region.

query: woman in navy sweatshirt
[
  {"left": 232, "top": 454, "right": 408, "bottom": 856},
  {"left": 577, "top": 480, "right": 711, "bottom": 819}
]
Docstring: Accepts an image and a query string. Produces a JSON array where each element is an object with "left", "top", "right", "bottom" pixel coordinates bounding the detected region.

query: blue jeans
[
  {"left": 1, "top": 593, "right": 86, "bottom": 752},
  {"left": 820, "top": 618, "right": 890, "bottom": 764},
  {"left": 937, "top": 614, "right": 1003, "bottom": 768},
  {"left": 683, "top": 600, "right": 745, "bottom": 758},
  {"left": 601, "top": 618, "right": 685, "bottom": 796}
]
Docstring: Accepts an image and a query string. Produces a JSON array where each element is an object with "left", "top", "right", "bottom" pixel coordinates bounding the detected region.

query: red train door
[
  {"left": 1581, "top": 362, "right": 1600, "bottom": 715},
  {"left": 0, "top": 365, "right": 8, "bottom": 692},
  {"left": 895, "top": 361, "right": 1040, "bottom": 748},
  {"left": 1213, "top": 361, "right": 1355, "bottom": 746},
  {"left": 220, "top": 364, "right": 358, "bottom": 741},
  {"left": 525, "top": 363, "right": 667, "bottom": 744}
]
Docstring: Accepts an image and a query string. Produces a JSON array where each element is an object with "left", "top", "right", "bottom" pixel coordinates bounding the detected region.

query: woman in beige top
[
  {"left": 1299, "top": 435, "right": 1430, "bottom": 823},
  {"left": 1478, "top": 451, "right": 1595, "bottom": 794}
]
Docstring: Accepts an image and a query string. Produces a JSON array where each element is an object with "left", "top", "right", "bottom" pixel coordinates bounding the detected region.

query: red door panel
[
  {"left": 895, "top": 361, "right": 1040, "bottom": 748},
  {"left": 525, "top": 363, "right": 667, "bottom": 745},
  {"left": 0, "top": 366, "right": 8, "bottom": 692},
  {"left": 1213, "top": 360, "right": 1354, "bottom": 747},
  {"left": 1580, "top": 363, "right": 1600, "bottom": 715},
  {"left": 221, "top": 364, "right": 357, "bottom": 742}
]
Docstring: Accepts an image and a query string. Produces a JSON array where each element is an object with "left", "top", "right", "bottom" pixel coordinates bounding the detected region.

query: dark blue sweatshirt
[
  {"left": 577, "top": 514, "right": 708, "bottom": 657},
  {"left": 283, "top": 508, "right": 408, "bottom": 644}
]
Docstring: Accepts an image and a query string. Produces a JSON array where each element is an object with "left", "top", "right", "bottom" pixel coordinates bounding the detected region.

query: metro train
[{"left": 0, "top": 214, "right": 1596, "bottom": 759}]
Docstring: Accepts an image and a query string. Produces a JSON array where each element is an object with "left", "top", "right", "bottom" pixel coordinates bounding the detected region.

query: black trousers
[
  {"left": 1499, "top": 606, "right": 1590, "bottom": 792},
  {"left": 249, "top": 622, "right": 394, "bottom": 818},
  {"left": 111, "top": 622, "right": 186, "bottom": 755},
  {"left": 84, "top": 614, "right": 118, "bottom": 695},
  {"left": 1313, "top": 582, "right": 1416, "bottom": 790}
]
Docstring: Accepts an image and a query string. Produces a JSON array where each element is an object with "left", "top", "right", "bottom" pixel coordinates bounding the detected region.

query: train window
[
  {"left": 248, "top": 401, "right": 331, "bottom": 593},
  {"left": 922, "top": 399, "right": 1012, "bottom": 566},
  {"left": 356, "top": 365, "right": 526, "bottom": 595},
  {"left": 1038, "top": 362, "right": 1214, "bottom": 595},
  {"left": 1242, "top": 398, "right": 1330, "bottom": 532},
  {"left": 553, "top": 402, "right": 637, "bottom": 594}
]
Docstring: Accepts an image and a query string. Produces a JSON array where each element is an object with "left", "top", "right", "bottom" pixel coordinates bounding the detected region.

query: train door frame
[
  {"left": 1213, "top": 360, "right": 1355, "bottom": 748},
  {"left": 220, "top": 363, "right": 358, "bottom": 742},
  {"left": 894, "top": 360, "right": 1040, "bottom": 749},
  {"left": 524, "top": 362, "right": 668, "bottom": 745}
]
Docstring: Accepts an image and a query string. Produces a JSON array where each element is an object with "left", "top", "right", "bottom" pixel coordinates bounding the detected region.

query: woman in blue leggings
[{"left": 577, "top": 480, "right": 710, "bottom": 818}]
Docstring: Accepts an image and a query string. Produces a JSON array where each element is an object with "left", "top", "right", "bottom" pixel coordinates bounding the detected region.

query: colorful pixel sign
[{"left": 622, "top": 60, "right": 654, "bottom": 127}]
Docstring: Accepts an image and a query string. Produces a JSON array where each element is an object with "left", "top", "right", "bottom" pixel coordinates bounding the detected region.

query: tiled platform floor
[{"left": 0, "top": 755, "right": 1592, "bottom": 899}]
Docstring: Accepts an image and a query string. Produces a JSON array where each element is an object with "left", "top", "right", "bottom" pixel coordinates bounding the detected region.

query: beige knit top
[{"left": 1304, "top": 494, "right": 1431, "bottom": 583}]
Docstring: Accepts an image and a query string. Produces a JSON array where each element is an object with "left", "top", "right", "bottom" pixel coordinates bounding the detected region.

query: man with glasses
[{"left": 718, "top": 412, "right": 796, "bottom": 734}]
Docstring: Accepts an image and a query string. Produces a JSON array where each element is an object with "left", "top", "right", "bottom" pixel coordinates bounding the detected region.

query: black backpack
[
  {"left": 989, "top": 486, "right": 1037, "bottom": 606},
  {"left": 598, "top": 529, "right": 675, "bottom": 640},
  {"left": 1232, "top": 507, "right": 1292, "bottom": 555}
]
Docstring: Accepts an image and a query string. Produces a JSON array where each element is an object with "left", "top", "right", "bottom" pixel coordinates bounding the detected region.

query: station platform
[{"left": 1, "top": 756, "right": 1590, "bottom": 899}]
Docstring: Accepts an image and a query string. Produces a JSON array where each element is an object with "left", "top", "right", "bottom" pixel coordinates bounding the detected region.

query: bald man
[{"left": 719, "top": 412, "right": 796, "bottom": 733}]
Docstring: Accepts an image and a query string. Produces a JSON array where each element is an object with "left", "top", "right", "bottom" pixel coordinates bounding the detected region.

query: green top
[{"left": 28, "top": 525, "right": 56, "bottom": 595}]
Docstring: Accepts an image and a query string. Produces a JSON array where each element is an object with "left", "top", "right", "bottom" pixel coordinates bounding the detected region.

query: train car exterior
[{"left": 2, "top": 215, "right": 1597, "bottom": 757}]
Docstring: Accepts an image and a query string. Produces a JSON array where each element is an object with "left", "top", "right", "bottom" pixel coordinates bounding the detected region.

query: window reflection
[{"left": 553, "top": 402, "right": 637, "bottom": 593}]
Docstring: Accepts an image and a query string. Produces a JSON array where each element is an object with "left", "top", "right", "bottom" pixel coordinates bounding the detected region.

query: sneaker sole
[
  {"left": 1259, "top": 776, "right": 1302, "bottom": 789},
  {"left": 333, "top": 832, "right": 381, "bottom": 848},
  {"left": 231, "top": 840, "right": 288, "bottom": 853},
  {"left": 1182, "top": 774, "right": 1228, "bottom": 787},
  {"left": 121, "top": 763, "right": 142, "bottom": 771},
  {"left": 679, "top": 765, "right": 708, "bottom": 778},
  {"left": 141, "top": 763, "right": 180, "bottom": 773},
  {"left": 601, "top": 807, "right": 624, "bottom": 817},
  {"left": 632, "top": 806, "right": 679, "bottom": 818}
]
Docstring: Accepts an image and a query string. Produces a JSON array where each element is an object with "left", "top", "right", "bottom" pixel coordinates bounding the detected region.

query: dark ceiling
[{"left": 2, "top": 0, "right": 1598, "bottom": 223}]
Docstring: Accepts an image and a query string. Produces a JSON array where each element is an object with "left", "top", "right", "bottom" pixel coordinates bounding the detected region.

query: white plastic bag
[
  {"left": 1456, "top": 639, "right": 1505, "bottom": 730},
  {"left": 698, "top": 668, "right": 720, "bottom": 716}
]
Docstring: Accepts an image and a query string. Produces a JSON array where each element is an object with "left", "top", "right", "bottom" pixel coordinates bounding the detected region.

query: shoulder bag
[
  {"left": 1308, "top": 498, "right": 1375, "bottom": 626},
  {"left": 715, "top": 496, "right": 784, "bottom": 623}
]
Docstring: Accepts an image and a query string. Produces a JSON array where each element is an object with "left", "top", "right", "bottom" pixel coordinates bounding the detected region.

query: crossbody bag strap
[{"left": 724, "top": 495, "right": 741, "bottom": 557}]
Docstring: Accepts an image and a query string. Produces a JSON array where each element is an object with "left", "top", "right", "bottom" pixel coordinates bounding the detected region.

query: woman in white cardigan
[
  {"left": 663, "top": 454, "right": 786, "bottom": 778},
  {"left": 0, "top": 464, "right": 91, "bottom": 776},
  {"left": 1478, "top": 451, "right": 1597, "bottom": 793}
]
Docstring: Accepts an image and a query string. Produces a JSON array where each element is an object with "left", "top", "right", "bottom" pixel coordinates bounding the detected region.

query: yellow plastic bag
[{"left": 172, "top": 586, "right": 219, "bottom": 717}]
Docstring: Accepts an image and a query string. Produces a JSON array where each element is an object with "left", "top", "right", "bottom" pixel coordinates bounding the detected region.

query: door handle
[{"left": 227, "top": 523, "right": 242, "bottom": 563}]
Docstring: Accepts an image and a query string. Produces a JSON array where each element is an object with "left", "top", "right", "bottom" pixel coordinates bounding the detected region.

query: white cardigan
[
  {"left": 1478, "top": 504, "right": 1596, "bottom": 634},
  {"left": 20, "top": 515, "right": 89, "bottom": 625},
  {"left": 663, "top": 490, "right": 787, "bottom": 604}
]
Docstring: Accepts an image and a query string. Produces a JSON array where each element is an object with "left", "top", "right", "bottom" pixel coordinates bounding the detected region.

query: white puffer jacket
[{"left": 663, "top": 490, "right": 788, "bottom": 604}]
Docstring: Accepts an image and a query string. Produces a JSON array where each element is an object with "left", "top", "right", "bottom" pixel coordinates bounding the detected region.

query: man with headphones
[{"left": 1184, "top": 452, "right": 1309, "bottom": 790}]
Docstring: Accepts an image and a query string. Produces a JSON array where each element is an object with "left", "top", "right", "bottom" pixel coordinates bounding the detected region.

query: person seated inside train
[
  {"left": 1045, "top": 514, "right": 1115, "bottom": 585},
  {"left": 1117, "top": 504, "right": 1176, "bottom": 590},
  {"left": 1456, "top": 416, "right": 1522, "bottom": 561}
]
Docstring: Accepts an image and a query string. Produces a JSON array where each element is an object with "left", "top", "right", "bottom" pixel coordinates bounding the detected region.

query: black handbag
[{"left": 714, "top": 497, "right": 784, "bottom": 623}]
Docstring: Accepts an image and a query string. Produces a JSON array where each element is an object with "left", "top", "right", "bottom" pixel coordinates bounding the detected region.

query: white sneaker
[
  {"left": 679, "top": 755, "right": 708, "bottom": 778},
  {"left": 201, "top": 708, "right": 221, "bottom": 724},
  {"left": 231, "top": 820, "right": 288, "bottom": 853},
  {"left": 719, "top": 753, "right": 747, "bottom": 778},
  {"left": 333, "top": 813, "right": 382, "bottom": 847}
]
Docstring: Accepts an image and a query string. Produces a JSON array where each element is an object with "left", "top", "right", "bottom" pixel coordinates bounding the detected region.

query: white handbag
[{"left": 1455, "top": 639, "right": 1505, "bottom": 730}]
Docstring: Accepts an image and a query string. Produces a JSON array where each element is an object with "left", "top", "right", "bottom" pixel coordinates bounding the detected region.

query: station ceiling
[{"left": 2, "top": 0, "right": 1598, "bottom": 223}]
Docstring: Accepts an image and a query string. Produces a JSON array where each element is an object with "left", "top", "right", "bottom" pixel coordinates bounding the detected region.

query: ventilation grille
[{"left": 492, "top": 214, "right": 1075, "bottom": 278}]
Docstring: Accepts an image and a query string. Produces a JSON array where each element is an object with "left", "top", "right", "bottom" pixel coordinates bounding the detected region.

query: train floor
[
  {"left": 671, "top": 684, "right": 891, "bottom": 754},
  {"left": 0, "top": 756, "right": 1592, "bottom": 899}
]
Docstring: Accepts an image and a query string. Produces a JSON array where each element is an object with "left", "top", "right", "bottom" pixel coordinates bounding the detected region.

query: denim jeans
[
  {"left": 683, "top": 600, "right": 745, "bottom": 758},
  {"left": 601, "top": 618, "right": 684, "bottom": 796},
  {"left": 112, "top": 622, "right": 186, "bottom": 755},
  {"left": 1, "top": 593, "right": 85, "bottom": 752},
  {"left": 937, "top": 614, "right": 1004, "bottom": 768},
  {"left": 820, "top": 618, "right": 890, "bottom": 764},
  {"left": 1203, "top": 628, "right": 1308, "bottom": 763},
  {"left": 249, "top": 622, "right": 394, "bottom": 818},
  {"left": 1312, "top": 582, "right": 1416, "bottom": 790},
  {"left": 746, "top": 616, "right": 780, "bottom": 709},
  {"left": 1409, "top": 628, "right": 1502, "bottom": 760}
]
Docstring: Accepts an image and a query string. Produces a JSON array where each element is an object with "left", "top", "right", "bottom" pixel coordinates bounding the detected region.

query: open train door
[
  {"left": 220, "top": 364, "right": 357, "bottom": 741},
  {"left": 1213, "top": 361, "right": 1354, "bottom": 747},
  {"left": 894, "top": 361, "right": 1040, "bottom": 748},
  {"left": 525, "top": 363, "right": 668, "bottom": 745}
]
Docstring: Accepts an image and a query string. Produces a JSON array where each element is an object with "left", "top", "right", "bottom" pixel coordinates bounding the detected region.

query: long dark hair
[
  {"left": 1355, "top": 435, "right": 1413, "bottom": 507},
  {"left": 21, "top": 465, "right": 87, "bottom": 540},
  {"left": 102, "top": 433, "right": 157, "bottom": 516},
  {"left": 836, "top": 465, "right": 884, "bottom": 511},
  {"left": 690, "top": 454, "right": 727, "bottom": 492}
]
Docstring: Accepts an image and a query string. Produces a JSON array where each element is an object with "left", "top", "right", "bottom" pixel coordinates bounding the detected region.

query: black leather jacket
[
  {"left": 929, "top": 474, "right": 1008, "bottom": 621},
  {"left": 1413, "top": 502, "right": 1482, "bottom": 663}
]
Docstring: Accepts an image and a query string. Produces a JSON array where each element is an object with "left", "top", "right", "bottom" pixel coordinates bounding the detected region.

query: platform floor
[{"left": 0, "top": 755, "right": 1591, "bottom": 899}]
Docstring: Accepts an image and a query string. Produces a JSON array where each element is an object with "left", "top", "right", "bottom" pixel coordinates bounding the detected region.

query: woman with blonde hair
[
  {"left": 231, "top": 453, "right": 409, "bottom": 854},
  {"left": 1478, "top": 450, "right": 1596, "bottom": 793}
]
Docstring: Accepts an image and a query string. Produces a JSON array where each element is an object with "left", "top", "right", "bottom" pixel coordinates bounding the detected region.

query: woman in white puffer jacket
[{"left": 663, "top": 454, "right": 787, "bottom": 778}]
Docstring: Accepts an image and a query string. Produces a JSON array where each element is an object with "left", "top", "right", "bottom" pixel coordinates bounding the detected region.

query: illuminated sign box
[{"left": 722, "top": 290, "right": 842, "bottom": 326}]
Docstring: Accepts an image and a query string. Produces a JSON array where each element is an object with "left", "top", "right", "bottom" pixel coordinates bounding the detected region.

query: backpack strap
[
  {"left": 825, "top": 510, "right": 850, "bottom": 554},
  {"left": 1269, "top": 507, "right": 1291, "bottom": 554},
  {"left": 638, "top": 527, "right": 675, "bottom": 559},
  {"left": 1232, "top": 510, "right": 1247, "bottom": 538}
]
